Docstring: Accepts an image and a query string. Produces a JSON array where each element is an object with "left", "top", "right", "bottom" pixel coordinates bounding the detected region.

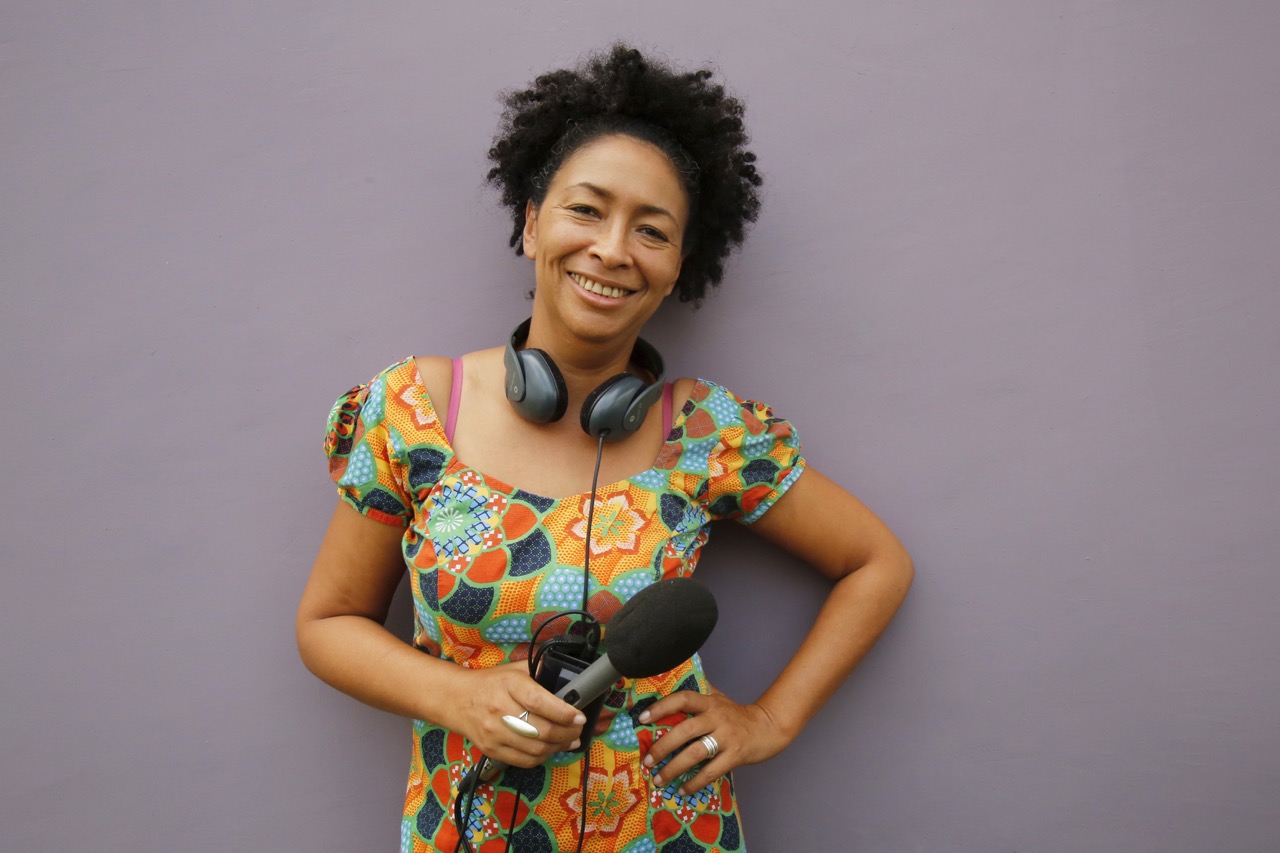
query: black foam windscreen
[{"left": 604, "top": 577, "right": 719, "bottom": 677}]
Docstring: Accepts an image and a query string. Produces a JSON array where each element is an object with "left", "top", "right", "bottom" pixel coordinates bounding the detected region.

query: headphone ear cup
[
  {"left": 515, "top": 348, "right": 569, "bottom": 423},
  {"left": 580, "top": 373, "right": 647, "bottom": 439}
]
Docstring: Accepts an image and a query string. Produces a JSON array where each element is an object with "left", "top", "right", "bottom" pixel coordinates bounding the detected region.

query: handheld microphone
[{"left": 469, "top": 577, "right": 718, "bottom": 784}]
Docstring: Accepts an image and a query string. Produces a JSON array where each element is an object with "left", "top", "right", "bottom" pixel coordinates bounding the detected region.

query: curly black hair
[{"left": 486, "top": 44, "right": 762, "bottom": 304}]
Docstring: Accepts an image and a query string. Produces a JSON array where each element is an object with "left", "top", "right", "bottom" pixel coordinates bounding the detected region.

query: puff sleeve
[
  {"left": 324, "top": 373, "right": 412, "bottom": 527},
  {"left": 690, "top": 382, "right": 805, "bottom": 524}
]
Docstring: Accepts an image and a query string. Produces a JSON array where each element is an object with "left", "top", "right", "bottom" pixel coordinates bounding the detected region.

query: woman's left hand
[{"left": 637, "top": 688, "right": 792, "bottom": 795}]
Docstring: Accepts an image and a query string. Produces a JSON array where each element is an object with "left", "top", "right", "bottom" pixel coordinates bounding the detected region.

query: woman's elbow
[{"left": 858, "top": 539, "right": 913, "bottom": 603}]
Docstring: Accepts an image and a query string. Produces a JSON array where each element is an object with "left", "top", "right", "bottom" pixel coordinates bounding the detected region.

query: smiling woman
[{"left": 298, "top": 43, "right": 912, "bottom": 853}]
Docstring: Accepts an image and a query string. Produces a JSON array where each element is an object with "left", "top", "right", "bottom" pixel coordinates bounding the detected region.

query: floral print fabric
[{"left": 324, "top": 357, "right": 804, "bottom": 852}]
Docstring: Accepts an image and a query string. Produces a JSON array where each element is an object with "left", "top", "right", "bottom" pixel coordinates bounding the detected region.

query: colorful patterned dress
[{"left": 324, "top": 357, "right": 804, "bottom": 853}]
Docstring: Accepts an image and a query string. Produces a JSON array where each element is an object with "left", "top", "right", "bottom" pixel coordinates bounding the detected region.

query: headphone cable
[
  {"left": 572, "top": 430, "right": 608, "bottom": 853},
  {"left": 453, "top": 430, "right": 610, "bottom": 852}
]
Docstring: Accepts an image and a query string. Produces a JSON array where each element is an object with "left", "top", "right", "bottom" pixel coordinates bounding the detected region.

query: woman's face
[{"left": 523, "top": 134, "right": 688, "bottom": 346}]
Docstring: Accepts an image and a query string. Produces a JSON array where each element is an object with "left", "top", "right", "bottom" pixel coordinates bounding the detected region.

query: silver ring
[
  {"left": 502, "top": 709, "right": 541, "bottom": 739},
  {"left": 698, "top": 733, "right": 719, "bottom": 760}
]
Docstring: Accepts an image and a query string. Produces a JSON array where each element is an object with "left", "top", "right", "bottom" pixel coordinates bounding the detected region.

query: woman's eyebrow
[{"left": 566, "top": 181, "right": 678, "bottom": 222}]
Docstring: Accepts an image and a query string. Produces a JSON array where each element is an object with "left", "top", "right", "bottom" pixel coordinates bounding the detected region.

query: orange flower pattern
[{"left": 325, "top": 358, "right": 804, "bottom": 852}]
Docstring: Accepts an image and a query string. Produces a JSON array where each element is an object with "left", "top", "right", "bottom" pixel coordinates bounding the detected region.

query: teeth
[{"left": 571, "top": 273, "right": 625, "bottom": 299}]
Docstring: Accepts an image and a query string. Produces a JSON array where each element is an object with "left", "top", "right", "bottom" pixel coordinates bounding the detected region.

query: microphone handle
[
  {"left": 473, "top": 652, "right": 620, "bottom": 783},
  {"left": 553, "top": 651, "right": 619, "bottom": 707}
]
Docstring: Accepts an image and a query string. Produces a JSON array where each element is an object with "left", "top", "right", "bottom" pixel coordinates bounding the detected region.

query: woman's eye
[
  {"left": 639, "top": 226, "right": 670, "bottom": 243},
  {"left": 568, "top": 204, "right": 598, "bottom": 217}
]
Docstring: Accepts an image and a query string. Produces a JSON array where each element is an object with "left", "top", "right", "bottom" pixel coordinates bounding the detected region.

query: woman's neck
[{"left": 523, "top": 319, "right": 645, "bottom": 403}]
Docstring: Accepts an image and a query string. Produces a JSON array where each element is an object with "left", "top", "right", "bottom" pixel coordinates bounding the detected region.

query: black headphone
[{"left": 503, "top": 318, "right": 665, "bottom": 441}]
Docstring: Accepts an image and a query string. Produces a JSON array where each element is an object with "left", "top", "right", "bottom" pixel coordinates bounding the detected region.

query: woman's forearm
[
  {"left": 297, "top": 613, "right": 465, "bottom": 725},
  {"left": 753, "top": 549, "right": 913, "bottom": 741},
  {"left": 297, "top": 503, "right": 588, "bottom": 768}
]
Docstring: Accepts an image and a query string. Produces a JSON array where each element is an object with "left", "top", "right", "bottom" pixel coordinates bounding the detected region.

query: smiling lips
[{"left": 570, "top": 272, "right": 629, "bottom": 299}]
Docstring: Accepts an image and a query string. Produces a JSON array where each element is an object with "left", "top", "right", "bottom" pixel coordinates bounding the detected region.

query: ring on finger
[
  {"left": 698, "top": 733, "right": 720, "bottom": 760},
  {"left": 502, "top": 709, "right": 541, "bottom": 739}
]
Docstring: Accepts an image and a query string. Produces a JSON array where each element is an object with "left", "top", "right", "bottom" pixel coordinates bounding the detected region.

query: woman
[{"left": 298, "top": 45, "right": 912, "bottom": 853}]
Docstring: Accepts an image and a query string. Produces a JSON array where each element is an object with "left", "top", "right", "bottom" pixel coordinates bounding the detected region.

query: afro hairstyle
[{"left": 486, "top": 44, "right": 763, "bottom": 304}]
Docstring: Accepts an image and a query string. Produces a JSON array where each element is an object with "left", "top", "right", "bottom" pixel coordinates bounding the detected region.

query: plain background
[{"left": 4, "top": 2, "right": 1279, "bottom": 851}]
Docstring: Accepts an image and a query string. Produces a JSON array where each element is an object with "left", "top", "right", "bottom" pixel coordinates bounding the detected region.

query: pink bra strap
[
  {"left": 445, "top": 357, "right": 463, "bottom": 444},
  {"left": 662, "top": 381, "right": 674, "bottom": 436}
]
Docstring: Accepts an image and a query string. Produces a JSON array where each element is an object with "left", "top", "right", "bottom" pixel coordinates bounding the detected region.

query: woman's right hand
[{"left": 443, "top": 662, "right": 587, "bottom": 768}]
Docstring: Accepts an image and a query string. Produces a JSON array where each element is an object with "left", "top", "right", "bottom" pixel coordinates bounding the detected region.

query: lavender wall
[{"left": 4, "top": 2, "right": 1278, "bottom": 850}]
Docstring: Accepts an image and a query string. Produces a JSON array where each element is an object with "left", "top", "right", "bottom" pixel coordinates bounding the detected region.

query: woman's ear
[{"left": 521, "top": 200, "right": 538, "bottom": 259}]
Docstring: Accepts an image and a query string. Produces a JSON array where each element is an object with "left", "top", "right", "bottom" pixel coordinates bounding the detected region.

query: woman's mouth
[{"left": 570, "top": 272, "right": 628, "bottom": 299}]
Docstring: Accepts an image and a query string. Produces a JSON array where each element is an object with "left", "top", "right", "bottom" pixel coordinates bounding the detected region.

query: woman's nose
[{"left": 590, "top": 222, "right": 630, "bottom": 267}]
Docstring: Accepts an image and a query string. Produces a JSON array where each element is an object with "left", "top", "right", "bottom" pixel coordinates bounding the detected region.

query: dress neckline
[{"left": 405, "top": 357, "right": 699, "bottom": 503}]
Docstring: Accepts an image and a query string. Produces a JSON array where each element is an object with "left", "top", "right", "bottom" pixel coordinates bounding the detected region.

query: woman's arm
[
  {"left": 637, "top": 467, "right": 913, "bottom": 792},
  {"left": 296, "top": 502, "right": 587, "bottom": 768}
]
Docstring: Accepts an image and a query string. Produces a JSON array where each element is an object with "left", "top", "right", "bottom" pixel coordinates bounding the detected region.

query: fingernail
[
  {"left": 652, "top": 773, "right": 662, "bottom": 785},
  {"left": 574, "top": 714, "right": 586, "bottom": 725},
  {"left": 638, "top": 711, "right": 650, "bottom": 723},
  {"left": 642, "top": 755, "right": 653, "bottom": 768},
  {"left": 570, "top": 739, "right": 581, "bottom": 750}
]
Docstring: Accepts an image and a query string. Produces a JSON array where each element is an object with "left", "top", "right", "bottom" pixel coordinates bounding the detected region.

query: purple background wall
[{"left": 4, "top": 2, "right": 1278, "bottom": 850}]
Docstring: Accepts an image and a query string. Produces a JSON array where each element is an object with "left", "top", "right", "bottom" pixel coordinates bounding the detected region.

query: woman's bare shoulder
[
  {"left": 669, "top": 376, "right": 699, "bottom": 414},
  {"left": 412, "top": 355, "right": 452, "bottom": 400},
  {"left": 413, "top": 348, "right": 505, "bottom": 423}
]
